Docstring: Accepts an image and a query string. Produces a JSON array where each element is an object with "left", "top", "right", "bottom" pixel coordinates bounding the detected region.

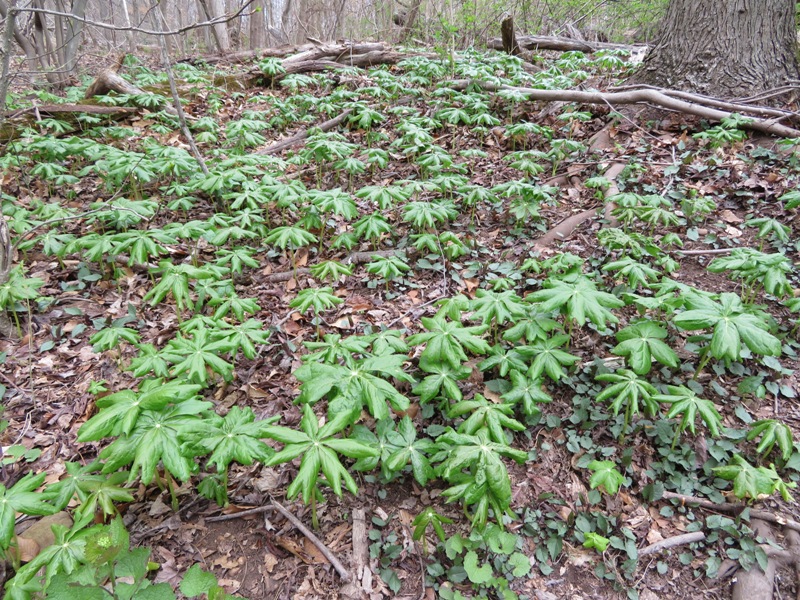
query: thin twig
[
  {"left": 271, "top": 500, "right": 352, "bottom": 582},
  {"left": 206, "top": 504, "right": 275, "bottom": 522}
]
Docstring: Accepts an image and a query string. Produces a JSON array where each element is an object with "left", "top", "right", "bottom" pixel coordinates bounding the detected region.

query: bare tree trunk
[
  {"left": 197, "top": 0, "right": 230, "bottom": 53},
  {"left": 249, "top": 0, "right": 265, "bottom": 49},
  {"left": 210, "top": 0, "right": 231, "bottom": 51},
  {"left": 61, "top": 0, "right": 87, "bottom": 76},
  {"left": 633, "top": 0, "right": 799, "bottom": 98},
  {"left": 0, "top": 0, "right": 39, "bottom": 76},
  {"left": 397, "top": 0, "right": 421, "bottom": 43}
]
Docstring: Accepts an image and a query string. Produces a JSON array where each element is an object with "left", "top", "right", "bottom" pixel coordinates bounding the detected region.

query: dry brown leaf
[{"left": 719, "top": 209, "right": 742, "bottom": 223}]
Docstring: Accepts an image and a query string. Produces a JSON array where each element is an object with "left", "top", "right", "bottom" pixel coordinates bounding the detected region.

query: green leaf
[
  {"left": 78, "top": 380, "right": 201, "bottom": 442},
  {"left": 595, "top": 369, "right": 658, "bottom": 435},
  {"left": 265, "top": 405, "right": 377, "bottom": 503},
  {"left": 583, "top": 532, "right": 610, "bottom": 552},
  {"left": 501, "top": 370, "right": 552, "bottom": 416},
  {"left": 673, "top": 292, "right": 781, "bottom": 360},
  {"left": 518, "top": 334, "right": 580, "bottom": 382},
  {"left": 508, "top": 552, "right": 532, "bottom": 577},
  {"left": 180, "top": 564, "right": 219, "bottom": 597},
  {"left": 612, "top": 320, "right": 678, "bottom": 375},
  {"left": 747, "top": 419, "right": 794, "bottom": 461},
  {"left": 408, "top": 315, "right": 490, "bottom": 371},
  {"left": 588, "top": 460, "right": 624, "bottom": 495},
  {"left": 463, "top": 550, "right": 493, "bottom": 584},
  {"left": 0, "top": 473, "right": 56, "bottom": 550},
  {"left": 714, "top": 455, "right": 796, "bottom": 502},
  {"left": 527, "top": 276, "right": 623, "bottom": 328},
  {"left": 655, "top": 385, "right": 722, "bottom": 442}
]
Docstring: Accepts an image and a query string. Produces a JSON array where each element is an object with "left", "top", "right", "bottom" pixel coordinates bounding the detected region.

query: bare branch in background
[{"left": 14, "top": 0, "right": 256, "bottom": 37}]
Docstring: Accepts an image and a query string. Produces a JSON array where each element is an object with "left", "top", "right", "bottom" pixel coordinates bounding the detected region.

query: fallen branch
[
  {"left": 180, "top": 42, "right": 359, "bottom": 65},
  {"left": 639, "top": 531, "right": 706, "bottom": 556},
  {"left": 340, "top": 507, "right": 371, "bottom": 597},
  {"left": 258, "top": 109, "right": 352, "bottom": 155},
  {"left": 661, "top": 491, "right": 800, "bottom": 534},
  {"left": 532, "top": 161, "right": 625, "bottom": 249},
  {"left": 84, "top": 68, "right": 178, "bottom": 116},
  {"left": 451, "top": 80, "right": 800, "bottom": 138},
  {"left": 271, "top": 500, "right": 351, "bottom": 582}
]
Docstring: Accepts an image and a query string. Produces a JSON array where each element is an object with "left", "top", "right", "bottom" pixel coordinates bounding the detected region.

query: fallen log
[
  {"left": 182, "top": 42, "right": 390, "bottom": 65},
  {"left": 85, "top": 69, "right": 149, "bottom": 99},
  {"left": 1, "top": 103, "right": 139, "bottom": 142},
  {"left": 4, "top": 104, "right": 138, "bottom": 119},
  {"left": 487, "top": 34, "right": 642, "bottom": 54}
]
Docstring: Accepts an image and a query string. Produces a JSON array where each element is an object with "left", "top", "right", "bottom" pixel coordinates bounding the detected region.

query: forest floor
[{"left": 0, "top": 45, "right": 799, "bottom": 600}]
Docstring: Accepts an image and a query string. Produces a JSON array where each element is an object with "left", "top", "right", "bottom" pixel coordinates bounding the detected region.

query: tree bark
[
  {"left": 633, "top": 0, "right": 799, "bottom": 99},
  {"left": 249, "top": 0, "right": 266, "bottom": 49},
  {"left": 500, "top": 14, "right": 520, "bottom": 56}
]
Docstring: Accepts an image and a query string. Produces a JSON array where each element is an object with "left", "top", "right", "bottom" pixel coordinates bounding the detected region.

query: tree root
[
  {"left": 661, "top": 491, "right": 800, "bottom": 534},
  {"left": 732, "top": 519, "right": 777, "bottom": 600},
  {"left": 451, "top": 80, "right": 800, "bottom": 138}
]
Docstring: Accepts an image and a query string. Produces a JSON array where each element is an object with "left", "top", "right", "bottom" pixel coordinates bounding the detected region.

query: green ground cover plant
[{"left": 0, "top": 42, "right": 798, "bottom": 600}]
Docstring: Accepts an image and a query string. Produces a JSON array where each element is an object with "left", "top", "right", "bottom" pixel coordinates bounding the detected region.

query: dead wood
[
  {"left": 271, "top": 501, "right": 351, "bottom": 582},
  {"left": 179, "top": 45, "right": 316, "bottom": 65},
  {"left": 84, "top": 69, "right": 177, "bottom": 116},
  {"left": 339, "top": 507, "right": 371, "bottom": 597},
  {"left": 85, "top": 69, "right": 148, "bottom": 99},
  {"left": 4, "top": 104, "right": 137, "bottom": 119},
  {"left": 1, "top": 104, "right": 138, "bottom": 141},
  {"left": 639, "top": 531, "right": 706, "bottom": 557},
  {"left": 732, "top": 519, "right": 777, "bottom": 600},
  {"left": 487, "top": 34, "right": 641, "bottom": 54},
  {"left": 500, "top": 14, "right": 520, "bottom": 56},
  {"left": 213, "top": 43, "right": 437, "bottom": 89},
  {"left": 450, "top": 80, "right": 800, "bottom": 138},
  {"left": 281, "top": 43, "right": 390, "bottom": 65},
  {"left": 258, "top": 109, "right": 352, "bottom": 155},
  {"left": 612, "top": 84, "right": 799, "bottom": 122}
]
